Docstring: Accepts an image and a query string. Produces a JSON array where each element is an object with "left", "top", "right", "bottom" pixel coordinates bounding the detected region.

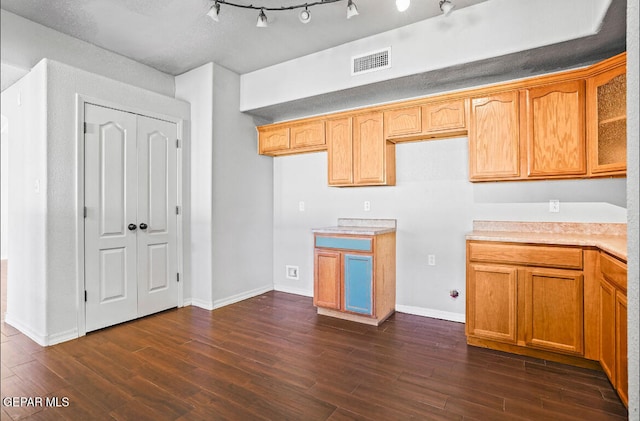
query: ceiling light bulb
[
  {"left": 206, "top": 2, "right": 220, "bottom": 22},
  {"left": 346, "top": 0, "right": 359, "bottom": 19},
  {"left": 299, "top": 7, "right": 311, "bottom": 24},
  {"left": 439, "top": 0, "right": 454, "bottom": 16},
  {"left": 396, "top": 0, "right": 410, "bottom": 12},
  {"left": 257, "top": 9, "right": 268, "bottom": 27}
]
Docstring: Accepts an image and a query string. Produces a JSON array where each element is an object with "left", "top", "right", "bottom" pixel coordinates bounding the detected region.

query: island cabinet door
[
  {"left": 523, "top": 268, "right": 584, "bottom": 355},
  {"left": 344, "top": 254, "right": 373, "bottom": 315},
  {"left": 314, "top": 250, "right": 342, "bottom": 310}
]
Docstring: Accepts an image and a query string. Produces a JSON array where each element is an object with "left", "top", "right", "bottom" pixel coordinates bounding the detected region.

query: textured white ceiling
[{"left": 0, "top": 0, "right": 487, "bottom": 75}]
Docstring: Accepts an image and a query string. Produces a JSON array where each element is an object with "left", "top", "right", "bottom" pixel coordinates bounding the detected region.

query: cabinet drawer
[
  {"left": 468, "top": 242, "right": 583, "bottom": 269},
  {"left": 315, "top": 236, "right": 372, "bottom": 252},
  {"left": 600, "top": 252, "right": 627, "bottom": 292}
]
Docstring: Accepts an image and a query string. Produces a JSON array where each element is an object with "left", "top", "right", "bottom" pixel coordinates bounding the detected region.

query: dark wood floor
[{"left": 1, "top": 287, "right": 629, "bottom": 420}]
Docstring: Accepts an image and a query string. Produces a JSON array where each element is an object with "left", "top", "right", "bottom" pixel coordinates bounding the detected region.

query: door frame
[{"left": 75, "top": 94, "right": 185, "bottom": 337}]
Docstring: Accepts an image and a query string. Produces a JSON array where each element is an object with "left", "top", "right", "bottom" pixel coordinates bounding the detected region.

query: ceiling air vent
[{"left": 351, "top": 47, "right": 391, "bottom": 76}]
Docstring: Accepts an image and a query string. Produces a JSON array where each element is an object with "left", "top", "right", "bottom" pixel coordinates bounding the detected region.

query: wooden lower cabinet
[
  {"left": 466, "top": 264, "right": 518, "bottom": 343},
  {"left": 523, "top": 268, "right": 584, "bottom": 355},
  {"left": 467, "top": 241, "right": 628, "bottom": 407},
  {"left": 313, "top": 232, "right": 395, "bottom": 325},
  {"left": 466, "top": 241, "right": 592, "bottom": 366},
  {"left": 314, "top": 250, "right": 341, "bottom": 310},
  {"left": 598, "top": 251, "right": 628, "bottom": 407}
]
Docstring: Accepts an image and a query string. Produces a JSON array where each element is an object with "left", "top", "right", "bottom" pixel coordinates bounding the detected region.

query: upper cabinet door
[
  {"left": 258, "top": 126, "right": 290, "bottom": 155},
  {"left": 327, "top": 117, "right": 354, "bottom": 186},
  {"left": 384, "top": 106, "right": 422, "bottom": 138},
  {"left": 469, "top": 91, "right": 521, "bottom": 181},
  {"left": 422, "top": 99, "right": 466, "bottom": 133},
  {"left": 587, "top": 64, "right": 627, "bottom": 176},
  {"left": 290, "top": 121, "right": 326, "bottom": 149},
  {"left": 353, "top": 112, "right": 391, "bottom": 185},
  {"left": 524, "top": 80, "right": 586, "bottom": 177}
]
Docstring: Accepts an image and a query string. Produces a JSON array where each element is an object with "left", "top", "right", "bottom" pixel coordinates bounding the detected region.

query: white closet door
[
  {"left": 136, "top": 115, "right": 178, "bottom": 317},
  {"left": 85, "top": 104, "right": 138, "bottom": 332}
]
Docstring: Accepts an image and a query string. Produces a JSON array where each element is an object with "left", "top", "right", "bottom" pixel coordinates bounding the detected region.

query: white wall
[
  {"left": 0, "top": 10, "right": 175, "bottom": 97},
  {"left": 175, "top": 63, "right": 214, "bottom": 309},
  {"left": 1, "top": 61, "right": 48, "bottom": 340},
  {"left": 626, "top": 0, "right": 639, "bottom": 418},
  {"left": 1, "top": 59, "right": 189, "bottom": 345},
  {"left": 1, "top": 115, "right": 8, "bottom": 259},
  {"left": 240, "top": 0, "right": 612, "bottom": 112},
  {"left": 210, "top": 64, "right": 274, "bottom": 306},
  {"left": 175, "top": 62, "right": 274, "bottom": 310},
  {"left": 273, "top": 138, "right": 626, "bottom": 320}
]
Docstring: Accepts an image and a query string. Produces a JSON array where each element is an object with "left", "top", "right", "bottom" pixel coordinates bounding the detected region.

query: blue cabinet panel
[
  {"left": 315, "top": 236, "right": 372, "bottom": 252},
  {"left": 344, "top": 254, "right": 373, "bottom": 315}
]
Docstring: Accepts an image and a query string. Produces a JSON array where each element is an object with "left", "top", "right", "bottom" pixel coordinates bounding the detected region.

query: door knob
[
  {"left": 139, "top": 223, "right": 148, "bottom": 230},
  {"left": 128, "top": 223, "right": 137, "bottom": 231}
]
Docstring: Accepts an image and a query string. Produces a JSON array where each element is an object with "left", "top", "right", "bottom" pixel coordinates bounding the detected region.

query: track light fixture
[
  {"left": 299, "top": 6, "right": 311, "bottom": 24},
  {"left": 346, "top": 0, "right": 359, "bottom": 19},
  {"left": 256, "top": 8, "right": 268, "bottom": 27},
  {"left": 396, "top": 0, "right": 410, "bottom": 12},
  {"left": 206, "top": 0, "right": 358, "bottom": 27},
  {"left": 206, "top": 1, "right": 220, "bottom": 21},
  {"left": 439, "top": 0, "right": 455, "bottom": 16}
]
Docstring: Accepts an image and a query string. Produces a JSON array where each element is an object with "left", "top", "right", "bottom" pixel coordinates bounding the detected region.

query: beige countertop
[
  {"left": 466, "top": 221, "right": 627, "bottom": 261},
  {"left": 312, "top": 218, "right": 397, "bottom": 236}
]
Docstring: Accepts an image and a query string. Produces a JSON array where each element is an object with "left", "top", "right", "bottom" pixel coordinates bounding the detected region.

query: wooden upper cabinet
[
  {"left": 258, "top": 126, "right": 289, "bottom": 155},
  {"left": 384, "top": 99, "right": 467, "bottom": 141},
  {"left": 384, "top": 106, "right": 422, "bottom": 138},
  {"left": 327, "top": 117, "right": 354, "bottom": 186},
  {"left": 422, "top": 99, "right": 466, "bottom": 133},
  {"left": 353, "top": 112, "right": 395, "bottom": 186},
  {"left": 258, "top": 120, "right": 325, "bottom": 156},
  {"left": 290, "top": 120, "right": 326, "bottom": 149},
  {"left": 524, "top": 80, "right": 586, "bottom": 177},
  {"left": 587, "top": 63, "right": 627, "bottom": 176},
  {"left": 469, "top": 91, "right": 521, "bottom": 180}
]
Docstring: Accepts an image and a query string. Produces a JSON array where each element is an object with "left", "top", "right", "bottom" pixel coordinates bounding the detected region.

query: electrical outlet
[
  {"left": 428, "top": 255, "right": 436, "bottom": 266},
  {"left": 364, "top": 201, "right": 371, "bottom": 212},
  {"left": 549, "top": 200, "right": 560, "bottom": 213},
  {"left": 286, "top": 265, "right": 299, "bottom": 280},
  {"left": 298, "top": 201, "right": 305, "bottom": 212}
]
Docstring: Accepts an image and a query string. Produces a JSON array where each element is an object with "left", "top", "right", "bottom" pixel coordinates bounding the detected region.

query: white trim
[
  {"left": 47, "top": 328, "right": 80, "bottom": 346},
  {"left": 212, "top": 285, "right": 273, "bottom": 310},
  {"left": 4, "top": 314, "right": 49, "bottom": 346},
  {"left": 395, "top": 304, "right": 466, "bottom": 323},
  {"left": 189, "top": 299, "right": 214, "bottom": 311},
  {"left": 75, "top": 94, "right": 186, "bottom": 338},
  {"left": 273, "top": 284, "right": 313, "bottom": 298}
]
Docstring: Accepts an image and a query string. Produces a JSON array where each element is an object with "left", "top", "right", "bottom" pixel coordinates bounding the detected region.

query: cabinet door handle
[
  {"left": 128, "top": 224, "right": 137, "bottom": 231},
  {"left": 139, "top": 223, "right": 148, "bottom": 230}
]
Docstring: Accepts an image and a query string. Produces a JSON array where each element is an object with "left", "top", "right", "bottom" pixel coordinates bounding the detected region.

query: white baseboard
[
  {"left": 5, "top": 314, "right": 47, "bottom": 346},
  {"left": 273, "top": 284, "right": 313, "bottom": 298},
  {"left": 396, "top": 304, "right": 465, "bottom": 323},
  {"left": 3, "top": 314, "right": 78, "bottom": 346},
  {"left": 212, "top": 285, "right": 274, "bottom": 310},
  {"left": 47, "top": 328, "right": 80, "bottom": 346},
  {"left": 189, "top": 298, "right": 215, "bottom": 311}
]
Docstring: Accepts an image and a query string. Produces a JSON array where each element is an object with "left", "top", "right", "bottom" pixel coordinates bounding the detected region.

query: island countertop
[
  {"left": 466, "top": 221, "right": 627, "bottom": 261},
  {"left": 312, "top": 218, "right": 397, "bottom": 236}
]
